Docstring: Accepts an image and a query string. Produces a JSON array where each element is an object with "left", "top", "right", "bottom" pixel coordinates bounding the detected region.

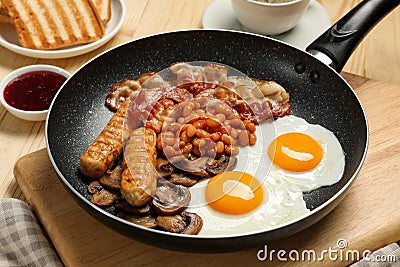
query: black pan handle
[{"left": 306, "top": 0, "right": 400, "bottom": 72}]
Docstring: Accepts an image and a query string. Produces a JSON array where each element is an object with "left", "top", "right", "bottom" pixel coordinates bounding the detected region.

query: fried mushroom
[
  {"left": 156, "top": 158, "right": 174, "bottom": 178},
  {"left": 117, "top": 211, "right": 157, "bottom": 229},
  {"left": 90, "top": 188, "right": 120, "bottom": 207},
  {"left": 173, "top": 156, "right": 211, "bottom": 177},
  {"left": 155, "top": 212, "right": 203, "bottom": 235},
  {"left": 152, "top": 182, "right": 191, "bottom": 215},
  {"left": 168, "top": 172, "right": 198, "bottom": 187},
  {"left": 99, "top": 165, "right": 123, "bottom": 190},
  {"left": 206, "top": 155, "right": 237, "bottom": 175}
]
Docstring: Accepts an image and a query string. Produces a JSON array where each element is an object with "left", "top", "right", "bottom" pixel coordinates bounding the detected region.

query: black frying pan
[{"left": 46, "top": 0, "right": 399, "bottom": 253}]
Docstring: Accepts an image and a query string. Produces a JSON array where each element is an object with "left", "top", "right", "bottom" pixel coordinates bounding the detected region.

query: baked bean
[
  {"left": 168, "top": 122, "right": 182, "bottom": 133},
  {"left": 193, "top": 100, "right": 201, "bottom": 110},
  {"left": 215, "top": 103, "right": 231, "bottom": 115},
  {"left": 163, "top": 137, "right": 175, "bottom": 146},
  {"left": 164, "top": 145, "right": 176, "bottom": 157},
  {"left": 162, "top": 131, "right": 175, "bottom": 139},
  {"left": 180, "top": 131, "right": 191, "bottom": 143},
  {"left": 181, "top": 124, "right": 189, "bottom": 132},
  {"left": 177, "top": 117, "right": 185, "bottom": 124},
  {"left": 210, "top": 132, "right": 221, "bottom": 142},
  {"left": 182, "top": 143, "right": 193, "bottom": 154},
  {"left": 196, "top": 129, "right": 210, "bottom": 139},
  {"left": 226, "top": 145, "right": 239, "bottom": 155},
  {"left": 179, "top": 140, "right": 186, "bottom": 148},
  {"left": 224, "top": 125, "right": 233, "bottom": 135},
  {"left": 230, "top": 118, "right": 244, "bottom": 128},
  {"left": 216, "top": 141, "right": 225, "bottom": 154},
  {"left": 206, "top": 118, "right": 220, "bottom": 128},
  {"left": 186, "top": 125, "right": 196, "bottom": 138},
  {"left": 249, "top": 133, "right": 257, "bottom": 145},
  {"left": 195, "top": 109, "right": 206, "bottom": 117},
  {"left": 215, "top": 113, "right": 226, "bottom": 122},
  {"left": 221, "top": 134, "right": 234, "bottom": 145},
  {"left": 245, "top": 121, "right": 256, "bottom": 133},
  {"left": 238, "top": 130, "right": 249, "bottom": 146},
  {"left": 192, "top": 138, "right": 201, "bottom": 147},
  {"left": 193, "top": 119, "right": 206, "bottom": 129},
  {"left": 191, "top": 146, "right": 201, "bottom": 156},
  {"left": 230, "top": 129, "right": 238, "bottom": 139},
  {"left": 198, "top": 138, "right": 207, "bottom": 149},
  {"left": 182, "top": 103, "right": 193, "bottom": 117}
]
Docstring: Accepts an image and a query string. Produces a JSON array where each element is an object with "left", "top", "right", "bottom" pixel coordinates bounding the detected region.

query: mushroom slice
[
  {"left": 115, "top": 201, "right": 151, "bottom": 214},
  {"left": 156, "top": 158, "right": 174, "bottom": 178},
  {"left": 88, "top": 180, "right": 102, "bottom": 194},
  {"left": 169, "top": 172, "right": 198, "bottom": 187},
  {"left": 155, "top": 212, "right": 203, "bottom": 235},
  {"left": 181, "top": 212, "right": 203, "bottom": 235},
  {"left": 173, "top": 156, "right": 211, "bottom": 177},
  {"left": 206, "top": 155, "right": 237, "bottom": 175},
  {"left": 155, "top": 214, "right": 186, "bottom": 233},
  {"left": 117, "top": 211, "right": 157, "bottom": 229},
  {"left": 99, "top": 165, "right": 123, "bottom": 190},
  {"left": 90, "top": 188, "right": 120, "bottom": 207},
  {"left": 152, "top": 182, "right": 191, "bottom": 215}
]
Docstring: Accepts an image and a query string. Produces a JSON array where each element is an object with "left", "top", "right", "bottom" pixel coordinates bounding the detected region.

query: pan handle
[{"left": 306, "top": 0, "right": 400, "bottom": 72}]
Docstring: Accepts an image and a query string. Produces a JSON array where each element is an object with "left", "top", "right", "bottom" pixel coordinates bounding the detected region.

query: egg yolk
[
  {"left": 268, "top": 132, "right": 323, "bottom": 172},
  {"left": 205, "top": 171, "right": 264, "bottom": 215}
]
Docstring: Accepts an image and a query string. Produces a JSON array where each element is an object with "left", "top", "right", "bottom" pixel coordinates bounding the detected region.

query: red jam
[{"left": 3, "top": 70, "right": 67, "bottom": 111}]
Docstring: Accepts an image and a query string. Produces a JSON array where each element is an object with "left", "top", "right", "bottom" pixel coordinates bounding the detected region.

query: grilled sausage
[
  {"left": 80, "top": 99, "right": 130, "bottom": 179},
  {"left": 120, "top": 127, "right": 158, "bottom": 206}
]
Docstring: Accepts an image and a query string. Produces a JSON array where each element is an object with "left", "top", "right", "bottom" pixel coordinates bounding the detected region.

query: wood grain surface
[{"left": 13, "top": 73, "right": 400, "bottom": 266}]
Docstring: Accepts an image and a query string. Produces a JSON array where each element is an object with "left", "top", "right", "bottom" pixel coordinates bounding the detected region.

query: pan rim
[{"left": 45, "top": 29, "right": 369, "bottom": 240}]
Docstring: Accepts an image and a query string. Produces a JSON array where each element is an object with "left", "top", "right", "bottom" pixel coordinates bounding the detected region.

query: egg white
[
  {"left": 185, "top": 115, "right": 345, "bottom": 236},
  {"left": 268, "top": 115, "right": 345, "bottom": 192}
]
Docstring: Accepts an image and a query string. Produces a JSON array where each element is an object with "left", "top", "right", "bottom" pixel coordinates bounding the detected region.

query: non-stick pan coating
[{"left": 46, "top": 30, "right": 367, "bottom": 252}]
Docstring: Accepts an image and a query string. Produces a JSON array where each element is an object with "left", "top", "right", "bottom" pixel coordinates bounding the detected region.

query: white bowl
[
  {"left": 0, "top": 65, "right": 70, "bottom": 121},
  {"left": 231, "top": 0, "right": 311, "bottom": 36}
]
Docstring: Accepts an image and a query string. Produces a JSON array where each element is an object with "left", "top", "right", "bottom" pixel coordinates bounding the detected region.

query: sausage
[
  {"left": 120, "top": 127, "right": 158, "bottom": 206},
  {"left": 80, "top": 99, "right": 130, "bottom": 179}
]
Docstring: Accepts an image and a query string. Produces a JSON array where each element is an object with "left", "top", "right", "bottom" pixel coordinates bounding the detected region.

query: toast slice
[
  {"left": 3, "top": 0, "right": 105, "bottom": 50},
  {"left": 0, "top": 1, "right": 13, "bottom": 24},
  {"left": 91, "top": 0, "right": 111, "bottom": 24}
]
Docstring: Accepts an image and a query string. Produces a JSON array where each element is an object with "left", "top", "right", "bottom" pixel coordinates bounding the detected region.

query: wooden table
[{"left": 1, "top": 0, "right": 400, "bottom": 265}]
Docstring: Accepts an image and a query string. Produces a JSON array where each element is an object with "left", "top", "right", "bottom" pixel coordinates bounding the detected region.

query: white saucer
[
  {"left": 202, "top": 0, "right": 331, "bottom": 50},
  {"left": 0, "top": 0, "right": 126, "bottom": 59}
]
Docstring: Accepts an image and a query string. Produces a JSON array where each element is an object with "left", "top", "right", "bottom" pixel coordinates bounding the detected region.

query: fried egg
[
  {"left": 185, "top": 115, "right": 345, "bottom": 236},
  {"left": 267, "top": 115, "right": 345, "bottom": 192},
  {"left": 187, "top": 172, "right": 309, "bottom": 236}
]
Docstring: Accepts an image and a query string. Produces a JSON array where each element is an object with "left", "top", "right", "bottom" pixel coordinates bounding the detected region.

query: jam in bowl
[{"left": 0, "top": 65, "right": 70, "bottom": 121}]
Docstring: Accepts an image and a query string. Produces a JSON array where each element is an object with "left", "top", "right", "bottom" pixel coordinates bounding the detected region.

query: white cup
[{"left": 231, "top": 0, "right": 311, "bottom": 36}]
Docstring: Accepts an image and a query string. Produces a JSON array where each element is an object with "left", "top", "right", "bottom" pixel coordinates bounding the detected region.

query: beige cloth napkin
[{"left": 0, "top": 198, "right": 62, "bottom": 267}]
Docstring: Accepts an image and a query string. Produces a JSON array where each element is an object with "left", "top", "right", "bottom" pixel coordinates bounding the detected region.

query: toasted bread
[
  {"left": 0, "top": 3, "right": 13, "bottom": 24},
  {"left": 3, "top": 0, "right": 105, "bottom": 50},
  {"left": 91, "top": 0, "right": 111, "bottom": 24},
  {"left": 0, "top": 14, "right": 13, "bottom": 24}
]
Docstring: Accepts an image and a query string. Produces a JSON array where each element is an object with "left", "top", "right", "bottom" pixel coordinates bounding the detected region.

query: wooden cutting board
[{"left": 13, "top": 73, "right": 400, "bottom": 267}]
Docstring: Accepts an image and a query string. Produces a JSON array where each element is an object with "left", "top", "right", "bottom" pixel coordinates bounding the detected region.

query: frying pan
[{"left": 46, "top": 0, "right": 399, "bottom": 252}]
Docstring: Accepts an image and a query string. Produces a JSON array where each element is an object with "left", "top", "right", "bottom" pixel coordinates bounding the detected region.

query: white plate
[
  {"left": 202, "top": 0, "right": 330, "bottom": 50},
  {"left": 0, "top": 0, "right": 126, "bottom": 59}
]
